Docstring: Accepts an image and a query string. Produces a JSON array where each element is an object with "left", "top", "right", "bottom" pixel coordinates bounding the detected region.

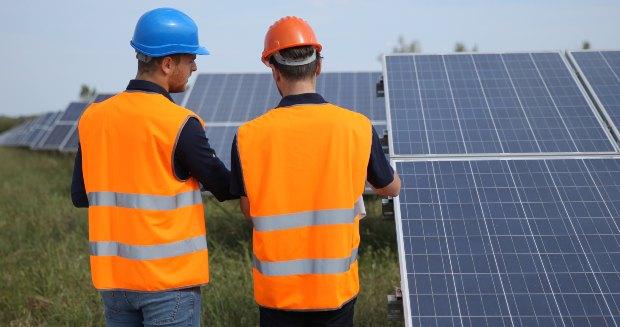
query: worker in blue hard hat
[{"left": 71, "top": 7, "right": 237, "bottom": 326}]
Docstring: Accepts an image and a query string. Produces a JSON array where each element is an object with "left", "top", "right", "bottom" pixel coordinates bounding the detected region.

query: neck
[
  {"left": 279, "top": 78, "right": 316, "bottom": 97},
  {"left": 135, "top": 72, "right": 169, "bottom": 92}
]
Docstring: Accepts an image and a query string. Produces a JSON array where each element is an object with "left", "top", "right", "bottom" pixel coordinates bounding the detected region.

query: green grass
[
  {"left": 0, "top": 147, "right": 403, "bottom": 326},
  {"left": 0, "top": 116, "right": 31, "bottom": 134}
]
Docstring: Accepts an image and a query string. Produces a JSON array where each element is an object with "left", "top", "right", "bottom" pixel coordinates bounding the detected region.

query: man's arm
[
  {"left": 367, "top": 127, "right": 401, "bottom": 197},
  {"left": 229, "top": 135, "right": 252, "bottom": 221},
  {"left": 240, "top": 196, "right": 251, "bottom": 220},
  {"left": 71, "top": 145, "right": 89, "bottom": 208},
  {"left": 373, "top": 171, "right": 401, "bottom": 197},
  {"left": 174, "top": 117, "right": 238, "bottom": 202}
]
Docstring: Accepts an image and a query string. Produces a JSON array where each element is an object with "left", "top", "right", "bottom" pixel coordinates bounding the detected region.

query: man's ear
[
  {"left": 161, "top": 56, "right": 174, "bottom": 76},
  {"left": 271, "top": 66, "right": 281, "bottom": 84},
  {"left": 315, "top": 58, "right": 322, "bottom": 77}
]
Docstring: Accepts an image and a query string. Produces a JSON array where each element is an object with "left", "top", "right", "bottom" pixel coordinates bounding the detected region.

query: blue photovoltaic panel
[
  {"left": 61, "top": 127, "right": 79, "bottom": 152},
  {"left": 385, "top": 53, "right": 616, "bottom": 156},
  {"left": 19, "top": 114, "right": 47, "bottom": 146},
  {"left": 171, "top": 90, "right": 187, "bottom": 105},
  {"left": 185, "top": 72, "right": 385, "bottom": 123},
  {"left": 39, "top": 125, "right": 73, "bottom": 150},
  {"left": 204, "top": 125, "right": 239, "bottom": 167},
  {"left": 58, "top": 102, "right": 89, "bottom": 122},
  {"left": 27, "top": 112, "right": 58, "bottom": 148},
  {"left": 32, "top": 111, "right": 62, "bottom": 149},
  {"left": 569, "top": 51, "right": 620, "bottom": 137},
  {"left": 38, "top": 102, "right": 89, "bottom": 151},
  {"left": 395, "top": 158, "right": 620, "bottom": 326},
  {"left": 94, "top": 93, "right": 115, "bottom": 103}
]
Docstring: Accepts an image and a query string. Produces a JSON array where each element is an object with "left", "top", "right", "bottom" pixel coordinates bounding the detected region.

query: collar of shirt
[
  {"left": 126, "top": 79, "right": 175, "bottom": 103},
  {"left": 276, "top": 93, "right": 327, "bottom": 108}
]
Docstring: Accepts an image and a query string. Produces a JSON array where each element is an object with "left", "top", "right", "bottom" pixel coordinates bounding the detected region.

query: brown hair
[
  {"left": 269, "top": 46, "right": 320, "bottom": 81},
  {"left": 137, "top": 54, "right": 182, "bottom": 74}
]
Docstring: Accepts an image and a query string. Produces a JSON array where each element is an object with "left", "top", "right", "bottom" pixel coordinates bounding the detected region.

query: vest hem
[
  {"left": 94, "top": 282, "right": 209, "bottom": 293},
  {"left": 256, "top": 293, "right": 358, "bottom": 312}
]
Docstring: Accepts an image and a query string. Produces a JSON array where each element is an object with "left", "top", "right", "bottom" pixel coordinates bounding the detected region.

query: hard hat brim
[{"left": 131, "top": 41, "right": 210, "bottom": 57}]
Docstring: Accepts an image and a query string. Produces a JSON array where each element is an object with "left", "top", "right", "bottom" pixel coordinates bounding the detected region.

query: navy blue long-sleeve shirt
[{"left": 71, "top": 80, "right": 237, "bottom": 207}]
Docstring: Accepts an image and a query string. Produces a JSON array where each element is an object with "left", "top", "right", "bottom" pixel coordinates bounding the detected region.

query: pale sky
[{"left": 1, "top": 0, "right": 619, "bottom": 116}]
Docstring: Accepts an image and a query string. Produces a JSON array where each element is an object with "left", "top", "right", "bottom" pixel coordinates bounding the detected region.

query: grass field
[{"left": 0, "top": 147, "right": 403, "bottom": 326}]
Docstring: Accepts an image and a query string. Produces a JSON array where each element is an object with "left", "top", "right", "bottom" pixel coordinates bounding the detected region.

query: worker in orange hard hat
[{"left": 230, "top": 16, "right": 401, "bottom": 326}]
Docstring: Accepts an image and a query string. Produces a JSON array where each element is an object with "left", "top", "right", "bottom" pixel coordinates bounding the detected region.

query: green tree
[
  {"left": 377, "top": 35, "right": 421, "bottom": 62},
  {"left": 392, "top": 35, "right": 421, "bottom": 54},
  {"left": 79, "top": 84, "right": 97, "bottom": 102},
  {"left": 582, "top": 40, "right": 591, "bottom": 50},
  {"left": 454, "top": 42, "right": 467, "bottom": 52}
]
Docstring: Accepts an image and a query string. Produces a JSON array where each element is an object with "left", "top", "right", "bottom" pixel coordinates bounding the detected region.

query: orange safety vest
[
  {"left": 78, "top": 91, "right": 209, "bottom": 291},
  {"left": 237, "top": 102, "right": 372, "bottom": 310}
]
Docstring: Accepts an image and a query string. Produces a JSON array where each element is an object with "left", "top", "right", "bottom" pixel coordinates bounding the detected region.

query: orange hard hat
[{"left": 261, "top": 16, "right": 322, "bottom": 65}]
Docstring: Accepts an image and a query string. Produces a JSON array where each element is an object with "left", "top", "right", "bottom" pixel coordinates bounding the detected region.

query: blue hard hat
[{"left": 130, "top": 7, "right": 209, "bottom": 57}]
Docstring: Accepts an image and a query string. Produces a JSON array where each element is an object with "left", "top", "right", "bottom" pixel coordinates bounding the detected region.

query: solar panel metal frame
[
  {"left": 382, "top": 51, "right": 619, "bottom": 159},
  {"left": 391, "top": 154, "right": 620, "bottom": 326},
  {"left": 567, "top": 50, "right": 620, "bottom": 148}
]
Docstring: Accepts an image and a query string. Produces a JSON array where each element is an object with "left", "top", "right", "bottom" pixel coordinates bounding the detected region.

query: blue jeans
[{"left": 100, "top": 287, "right": 201, "bottom": 327}]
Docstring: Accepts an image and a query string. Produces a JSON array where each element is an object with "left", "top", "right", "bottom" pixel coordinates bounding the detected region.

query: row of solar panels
[
  {"left": 0, "top": 72, "right": 385, "bottom": 166},
  {"left": 385, "top": 50, "right": 620, "bottom": 326}
]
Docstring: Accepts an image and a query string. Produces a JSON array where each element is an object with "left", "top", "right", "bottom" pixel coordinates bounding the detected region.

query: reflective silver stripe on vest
[
  {"left": 87, "top": 190, "right": 202, "bottom": 210},
  {"left": 252, "top": 200, "right": 366, "bottom": 232},
  {"left": 253, "top": 248, "right": 358, "bottom": 276},
  {"left": 253, "top": 208, "right": 356, "bottom": 232},
  {"left": 90, "top": 235, "right": 207, "bottom": 260}
]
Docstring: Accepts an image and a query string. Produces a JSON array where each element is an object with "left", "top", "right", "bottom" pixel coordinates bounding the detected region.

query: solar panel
[
  {"left": 94, "top": 93, "right": 115, "bottom": 103},
  {"left": 568, "top": 51, "right": 620, "bottom": 140},
  {"left": 394, "top": 158, "right": 620, "bottom": 326},
  {"left": 36, "top": 102, "right": 87, "bottom": 150},
  {"left": 171, "top": 90, "right": 187, "bottom": 105},
  {"left": 185, "top": 72, "right": 384, "bottom": 124},
  {"left": 17, "top": 115, "right": 47, "bottom": 146},
  {"left": 39, "top": 125, "right": 73, "bottom": 150},
  {"left": 58, "top": 102, "right": 89, "bottom": 122},
  {"left": 27, "top": 112, "right": 59, "bottom": 148},
  {"left": 60, "top": 126, "right": 80, "bottom": 152},
  {"left": 384, "top": 53, "right": 616, "bottom": 156},
  {"left": 204, "top": 124, "right": 240, "bottom": 167},
  {"left": 32, "top": 111, "right": 62, "bottom": 149}
]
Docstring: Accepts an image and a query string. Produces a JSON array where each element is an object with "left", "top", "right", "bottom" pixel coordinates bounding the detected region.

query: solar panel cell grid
[
  {"left": 58, "top": 102, "right": 88, "bottom": 122},
  {"left": 185, "top": 72, "right": 384, "bottom": 124},
  {"left": 395, "top": 158, "right": 620, "bottom": 326},
  {"left": 570, "top": 51, "right": 620, "bottom": 140},
  {"left": 205, "top": 125, "right": 239, "bottom": 167},
  {"left": 385, "top": 53, "right": 616, "bottom": 156},
  {"left": 40, "top": 125, "right": 72, "bottom": 149}
]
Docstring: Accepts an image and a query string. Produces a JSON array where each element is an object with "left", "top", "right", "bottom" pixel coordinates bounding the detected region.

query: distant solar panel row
[
  {"left": 569, "top": 51, "right": 620, "bottom": 141},
  {"left": 394, "top": 158, "right": 620, "bottom": 327},
  {"left": 384, "top": 53, "right": 616, "bottom": 156},
  {"left": 185, "top": 72, "right": 385, "bottom": 123}
]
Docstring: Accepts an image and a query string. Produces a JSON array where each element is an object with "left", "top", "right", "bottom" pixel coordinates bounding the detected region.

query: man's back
[
  {"left": 79, "top": 91, "right": 209, "bottom": 291},
  {"left": 236, "top": 96, "right": 372, "bottom": 310}
]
